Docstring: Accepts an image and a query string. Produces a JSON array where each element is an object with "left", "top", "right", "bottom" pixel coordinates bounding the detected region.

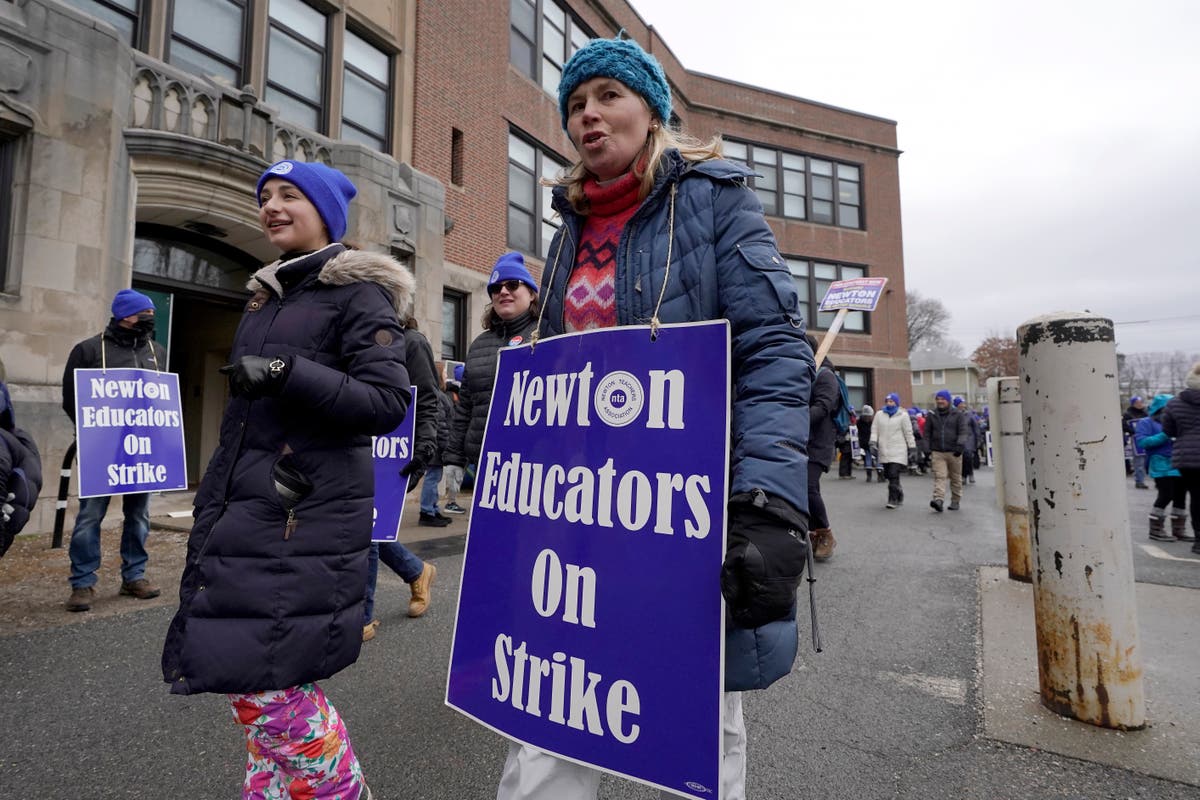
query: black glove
[
  {"left": 953, "top": 447, "right": 964, "bottom": 457},
  {"left": 220, "top": 355, "right": 290, "bottom": 398},
  {"left": 721, "top": 490, "right": 809, "bottom": 630},
  {"left": 400, "top": 443, "right": 435, "bottom": 493},
  {"left": 907, "top": 448, "right": 917, "bottom": 464},
  {"left": 869, "top": 445, "right": 880, "bottom": 461}
]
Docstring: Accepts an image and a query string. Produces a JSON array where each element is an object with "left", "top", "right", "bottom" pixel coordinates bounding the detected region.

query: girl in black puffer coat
[
  {"left": 1163, "top": 362, "right": 1200, "bottom": 551},
  {"left": 162, "top": 160, "right": 410, "bottom": 798}
]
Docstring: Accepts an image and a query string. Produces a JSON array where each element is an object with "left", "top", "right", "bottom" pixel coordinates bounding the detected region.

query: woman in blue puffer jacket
[
  {"left": 162, "top": 160, "right": 411, "bottom": 799},
  {"left": 1134, "top": 394, "right": 1191, "bottom": 542},
  {"left": 495, "top": 36, "right": 815, "bottom": 800}
]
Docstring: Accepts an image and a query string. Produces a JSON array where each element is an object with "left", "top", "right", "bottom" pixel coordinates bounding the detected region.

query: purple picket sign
[
  {"left": 446, "top": 321, "right": 731, "bottom": 799},
  {"left": 372, "top": 387, "right": 417, "bottom": 543},
  {"left": 73, "top": 368, "right": 187, "bottom": 498}
]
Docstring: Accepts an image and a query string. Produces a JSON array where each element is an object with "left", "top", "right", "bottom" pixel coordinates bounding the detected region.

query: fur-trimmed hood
[{"left": 248, "top": 245, "right": 416, "bottom": 318}]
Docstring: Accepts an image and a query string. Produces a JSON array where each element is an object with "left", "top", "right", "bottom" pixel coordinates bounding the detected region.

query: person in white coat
[{"left": 869, "top": 393, "right": 918, "bottom": 509}]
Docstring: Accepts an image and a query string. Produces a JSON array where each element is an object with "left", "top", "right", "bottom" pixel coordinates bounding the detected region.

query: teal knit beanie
[{"left": 558, "top": 36, "right": 672, "bottom": 130}]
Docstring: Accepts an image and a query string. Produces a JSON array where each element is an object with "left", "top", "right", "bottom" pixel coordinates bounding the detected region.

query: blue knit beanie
[
  {"left": 952, "top": 395, "right": 964, "bottom": 407},
  {"left": 935, "top": 389, "right": 953, "bottom": 403},
  {"left": 488, "top": 252, "right": 538, "bottom": 294},
  {"left": 255, "top": 160, "right": 358, "bottom": 242},
  {"left": 886, "top": 393, "right": 901, "bottom": 406},
  {"left": 558, "top": 36, "right": 672, "bottom": 130},
  {"left": 111, "top": 288, "right": 155, "bottom": 319}
]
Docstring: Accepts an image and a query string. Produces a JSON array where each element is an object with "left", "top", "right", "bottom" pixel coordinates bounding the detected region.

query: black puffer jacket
[
  {"left": 1, "top": 381, "right": 42, "bottom": 555},
  {"left": 444, "top": 311, "right": 537, "bottom": 468},
  {"left": 62, "top": 320, "right": 167, "bottom": 422},
  {"left": 1163, "top": 388, "right": 1200, "bottom": 470},
  {"left": 162, "top": 245, "right": 412, "bottom": 695},
  {"left": 429, "top": 389, "right": 453, "bottom": 469},
  {"left": 807, "top": 364, "right": 840, "bottom": 470},
  {"left": 926, "top": 406, "right": 969, "bottom": 454},
  {"left": 402, "top": 327, "right": 441, "bottom": 462}
]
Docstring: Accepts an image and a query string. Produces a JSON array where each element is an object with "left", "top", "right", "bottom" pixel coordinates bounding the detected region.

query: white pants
[{"left": 496, "top": 692, "right": 746, "bottom": 800}]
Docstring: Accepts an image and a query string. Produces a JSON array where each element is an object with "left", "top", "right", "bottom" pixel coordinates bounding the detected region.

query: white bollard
[
  {"left": 987, "top": 376, "right": 1031, "bottom": 582},
  {"left": 1017, "top": 312, "right": 1144, "bottom": 730}
]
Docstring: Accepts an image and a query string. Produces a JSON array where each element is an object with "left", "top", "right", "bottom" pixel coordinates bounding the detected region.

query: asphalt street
[{"left": 1, "top": 465, "right": 1196, "bottom": 799}]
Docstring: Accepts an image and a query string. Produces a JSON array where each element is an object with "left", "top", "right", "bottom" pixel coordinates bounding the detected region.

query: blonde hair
[{"left": 551, "top": 118, "right": 724, "bottom": 215}]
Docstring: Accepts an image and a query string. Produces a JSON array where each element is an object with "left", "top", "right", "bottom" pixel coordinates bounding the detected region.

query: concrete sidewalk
[{"left": 980, "top": 566, "right": 1200, "bottom": 786}]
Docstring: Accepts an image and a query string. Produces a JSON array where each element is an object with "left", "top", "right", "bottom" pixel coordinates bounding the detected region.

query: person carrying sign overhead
[
  {"left": 161, "top": 160, "right": 412, "bottom": 799},
  {"left": 497, "top": 34, "right": 815, "bottom": 800},
  {"left": 61, "top": 288, "right": 166, "bottom": 612}
]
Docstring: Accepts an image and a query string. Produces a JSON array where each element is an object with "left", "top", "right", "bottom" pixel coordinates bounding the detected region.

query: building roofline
[{"left": 685, "top": 69, "right": 898, "bottom": 127}]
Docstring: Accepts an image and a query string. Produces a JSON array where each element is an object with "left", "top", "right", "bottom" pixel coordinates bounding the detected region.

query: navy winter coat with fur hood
[
  {"left": 539, "top": 150, "right": 815, "bottom": 692},
  {"left": 162, "top": 245, "right": 412, "bottom": 695}
]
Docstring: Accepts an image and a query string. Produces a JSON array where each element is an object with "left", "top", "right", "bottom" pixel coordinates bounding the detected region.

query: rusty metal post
[
  {"left": 1017, "top": 312, "right": 1145, "bottom": 730},
  {"left": 987, "top": 376, "right": 1031, "bottom": 582}
]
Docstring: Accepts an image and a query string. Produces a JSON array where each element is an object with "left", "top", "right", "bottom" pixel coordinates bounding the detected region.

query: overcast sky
[{"left": 629, "top": 0, "right": 1200, "bottom": 356}]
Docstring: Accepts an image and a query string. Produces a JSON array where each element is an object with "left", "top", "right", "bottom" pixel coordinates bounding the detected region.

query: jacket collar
[{"left": 247, "top": 246, "right": 417, "bottom": 316}]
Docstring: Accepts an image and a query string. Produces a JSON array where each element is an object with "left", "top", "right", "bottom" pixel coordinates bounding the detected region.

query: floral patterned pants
[{"left": 229, "top": 683, "right": 368, "bottom": 800}]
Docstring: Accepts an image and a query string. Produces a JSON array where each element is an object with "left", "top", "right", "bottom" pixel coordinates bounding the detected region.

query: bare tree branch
[{"left": 906, "top": 290, "right": 953, "bottom": 351}]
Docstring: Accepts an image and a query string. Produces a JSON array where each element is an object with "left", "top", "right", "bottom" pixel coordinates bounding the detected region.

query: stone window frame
[
  {"left": 264, "top": 0, "right": 330, "bottom": 135},
  {"left": 167, "top": 0, "right": 252, "bottom": 89},
  {"left": 340, "top": 26, "right": 393, "bottom": 153},
  {"left": 60, "top": 0, "right": 142, "bottom": 46}
]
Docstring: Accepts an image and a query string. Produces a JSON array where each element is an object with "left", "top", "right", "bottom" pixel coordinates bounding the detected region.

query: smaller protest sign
[
  {"left": 818, "top": 277, "right": 889, "bottom": 313},
  {"left": 74, "top": 368, "right": 187, "bottom": 498},
  {"left": 372, "top": 387, "right": 417, "bottom": 542}
]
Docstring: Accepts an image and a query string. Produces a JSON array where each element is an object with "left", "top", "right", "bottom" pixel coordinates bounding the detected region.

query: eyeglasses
[{"left": 489, "top": 279, "right": 524, "bottom": 296}]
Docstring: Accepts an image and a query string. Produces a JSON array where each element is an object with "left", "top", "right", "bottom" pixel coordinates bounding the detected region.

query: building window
[
  {"left": 169, "top": 0, "right": 249, "bottom": 87},
  {"left": 450, "top": 128, "right": 465, "bottom": 186},
  {"left": 785, "top": 258, "right": 869, "bottom": 332},
  {"left": 724, "top": 139, "right": 863, "bottom": 229},
  {"left": 342, "top": 29, "right": 391, "bottom": 152},
  {"left": 509, "top": 0, "right": 591, "bottom": 98},
  {"left": 911, "top": 371, "right": 923, "bottom": 385},
  {"left": 507, "top": 131, "right": 566, "bottom": 258},
  {"left": 839, "top": 368, "right": 871, "bottom": 412},
  {"left": 265, "top": 0, "right": 328, "bottom": 133},
  {"left": 442, "top": 290, "right": 468, "bottom": 361},
  {"left": 932, "top": 369, "right": 946, "bottom": 385},
  {"left": 61, "top": 0, "right": 140, "bottom": 45},
  {"left": 0, "top": 138, "right": 14, "bottom": 289}
]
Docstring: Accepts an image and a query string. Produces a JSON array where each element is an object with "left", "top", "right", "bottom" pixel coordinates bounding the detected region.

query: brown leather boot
[
  {"left": 66, "top": 586, "right": 95, "bottom": 612},
  {"left": 811, "top": 528, "right": 836, "bottom": 561},
  {"left": 408, "top": 562, "right": 438, "bottom": 617}
]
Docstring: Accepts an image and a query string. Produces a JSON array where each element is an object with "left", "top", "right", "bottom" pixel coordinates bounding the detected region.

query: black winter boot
[{"left": 866, "top": 470, "right": 874, "bottom": 483}]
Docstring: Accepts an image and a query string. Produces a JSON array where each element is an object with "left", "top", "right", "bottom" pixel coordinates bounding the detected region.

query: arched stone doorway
[{"left": 131, "top": 224, "right": 258, "bottom": 483}]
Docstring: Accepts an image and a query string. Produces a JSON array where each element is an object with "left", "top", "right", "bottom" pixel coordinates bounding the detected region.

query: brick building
[{"left": 0, "top": 0, "right": 907, "bottom": 535}]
